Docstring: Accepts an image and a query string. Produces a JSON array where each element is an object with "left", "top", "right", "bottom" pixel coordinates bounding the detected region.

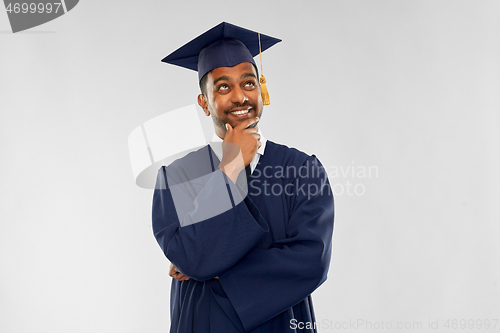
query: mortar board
[{"left": 161, "top": 22, "right": 281, "bottom": 104}]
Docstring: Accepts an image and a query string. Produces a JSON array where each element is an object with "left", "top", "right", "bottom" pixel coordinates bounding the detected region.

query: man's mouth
[{"left": 229, "top": 107, "right": 251, "bottom": 115}]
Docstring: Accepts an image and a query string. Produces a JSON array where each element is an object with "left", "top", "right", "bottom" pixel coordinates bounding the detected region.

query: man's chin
[{"left": 229, "top": 118, "right": 259, "bottom": 129}]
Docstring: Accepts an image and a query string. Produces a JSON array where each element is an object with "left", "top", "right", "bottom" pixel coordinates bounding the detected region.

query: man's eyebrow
[
  {"left": 213, "top": 75, "right": 230, "bottom": 85},
  {"left": 241, "top": 73, "right": 257, "bottom": 79},
  {"left": 213, "top": 73, "right": 256, "bottom": 85}
]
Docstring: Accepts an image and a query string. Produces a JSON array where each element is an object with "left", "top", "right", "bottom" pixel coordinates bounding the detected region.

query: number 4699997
[{"left": 6, "top": 2, "right": 63, "bottom": 14}]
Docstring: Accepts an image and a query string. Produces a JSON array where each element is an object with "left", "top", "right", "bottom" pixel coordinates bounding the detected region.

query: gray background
[{"left": 1, "top": 0, "right": 499, "bottom": 332}]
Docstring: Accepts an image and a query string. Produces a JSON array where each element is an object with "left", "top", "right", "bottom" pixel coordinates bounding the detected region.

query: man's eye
[
  {"left": 244, "top": 81, "right": 255, "bottom": 87},
  {"left": 218, "top": 84, "right": 229, "bottom": 91}
]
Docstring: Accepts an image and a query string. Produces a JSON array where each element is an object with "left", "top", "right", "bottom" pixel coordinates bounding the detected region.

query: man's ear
[{"left": 198, "top": 94, "right": 210, "bottom": 116}]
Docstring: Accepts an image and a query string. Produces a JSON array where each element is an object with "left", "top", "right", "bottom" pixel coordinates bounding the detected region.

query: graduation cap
[{"left": 161, "top": 22, "right": 281, "bottom": 105}]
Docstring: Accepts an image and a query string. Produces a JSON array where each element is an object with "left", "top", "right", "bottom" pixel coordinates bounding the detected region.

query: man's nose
[{"left": 231, "top": 85, "right": 248, "bottom": 104}]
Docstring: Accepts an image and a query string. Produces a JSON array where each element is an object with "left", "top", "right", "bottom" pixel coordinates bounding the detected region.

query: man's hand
[
  {"left": 169, "top": 263, "right": 191, "bottom": 281},
  {"left": 169, "top": 263, "right": 219, "bottom": 281},
  {"left": 224, "top": 117, "right": 261, "bottom": 166},
  {"left": 219, "top": 117, "right": 261, "bottom": 183}
]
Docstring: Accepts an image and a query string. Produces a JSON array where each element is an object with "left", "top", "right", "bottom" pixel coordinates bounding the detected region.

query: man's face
[{"left": 198, "top": 62, "right": 263, "bottom": 138}]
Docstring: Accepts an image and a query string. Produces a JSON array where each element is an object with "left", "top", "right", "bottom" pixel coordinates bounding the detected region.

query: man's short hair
[{"left": 199, "top": 72, "right": 209, "bottom": 96}]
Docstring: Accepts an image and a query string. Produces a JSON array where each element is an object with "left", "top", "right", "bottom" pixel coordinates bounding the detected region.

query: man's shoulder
[
  {"left": 265, "top": 140, "right": 316, "bottom": 167},
  {"left": 158, "top": 145, "right": 215, "bottom": 183}
]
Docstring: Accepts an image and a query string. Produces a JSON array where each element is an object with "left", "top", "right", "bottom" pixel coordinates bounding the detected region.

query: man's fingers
[
  {"left": 234, "top": 116, "right": 259, "bottom": 130},
  {"left": 251, "top": 133, "right": 261, "bottom": 141},
  {"left": 172, "top": 271, "right": 191, "bottom": 281},
  {"left": 169, "top": 263, "right": 177, "bottom": 277},
  {"left": 176, "top": 273, "right": 190, "bottom": 281},
  {"left": 169, "top": 263, "right": 191, "bottom": 281},
  {"left": 245, "top": 116, "right": 259, "bottom": 129},
  {"left": 245, "top": 127, "right": 258, "bottom": 134}
]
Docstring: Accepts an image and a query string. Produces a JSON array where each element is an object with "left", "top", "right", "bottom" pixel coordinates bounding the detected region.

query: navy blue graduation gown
[{"left": 152, "top": 141, "right": 334, "bottom": 332}]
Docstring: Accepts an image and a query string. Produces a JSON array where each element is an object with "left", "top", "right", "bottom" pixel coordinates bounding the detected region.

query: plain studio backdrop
[{"left": 1, "top": 1, "right": 499, "bottom": 332}]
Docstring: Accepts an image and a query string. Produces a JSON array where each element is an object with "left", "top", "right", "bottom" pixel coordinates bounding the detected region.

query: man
[{"left": 153, "top": 22, "right": 334, "bottom": 332}]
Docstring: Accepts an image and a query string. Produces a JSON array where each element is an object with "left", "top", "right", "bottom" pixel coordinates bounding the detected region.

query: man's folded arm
[
  {"left": 218, "top": 156, "right": 335, "bottom": 332},
  {"left": 152, "top": 165, "right": 268, "bottom": 281}
]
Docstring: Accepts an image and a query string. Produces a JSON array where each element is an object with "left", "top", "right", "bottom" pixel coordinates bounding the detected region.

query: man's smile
[{"left": 229, "top": 107, "right": 251, "bottom": 116}]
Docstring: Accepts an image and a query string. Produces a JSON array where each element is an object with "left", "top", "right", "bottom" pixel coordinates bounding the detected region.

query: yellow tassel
[
  {"left": 260, "top": 75, "right": 270, "bottom": 105},
  {"left": 258, "top": 33, "right": 271, "bottom": 105}
]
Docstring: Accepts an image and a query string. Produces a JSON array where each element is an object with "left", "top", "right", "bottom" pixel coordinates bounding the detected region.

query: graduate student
[{"left": 152, "top": 22, "right": 335, "bottom": 333}]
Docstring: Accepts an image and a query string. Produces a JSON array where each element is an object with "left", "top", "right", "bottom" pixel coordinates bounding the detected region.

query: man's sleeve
[
  {"left": 152, "top": 160, "right": 269, "bottom": 282},
  {"left": 218, "top": 156, "right": 335, "bottom": 332}
]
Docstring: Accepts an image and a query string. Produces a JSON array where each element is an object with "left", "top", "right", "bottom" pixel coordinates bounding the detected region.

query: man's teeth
[{"left": 231, "top": 109, "right": 249, "bottom": 115}]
